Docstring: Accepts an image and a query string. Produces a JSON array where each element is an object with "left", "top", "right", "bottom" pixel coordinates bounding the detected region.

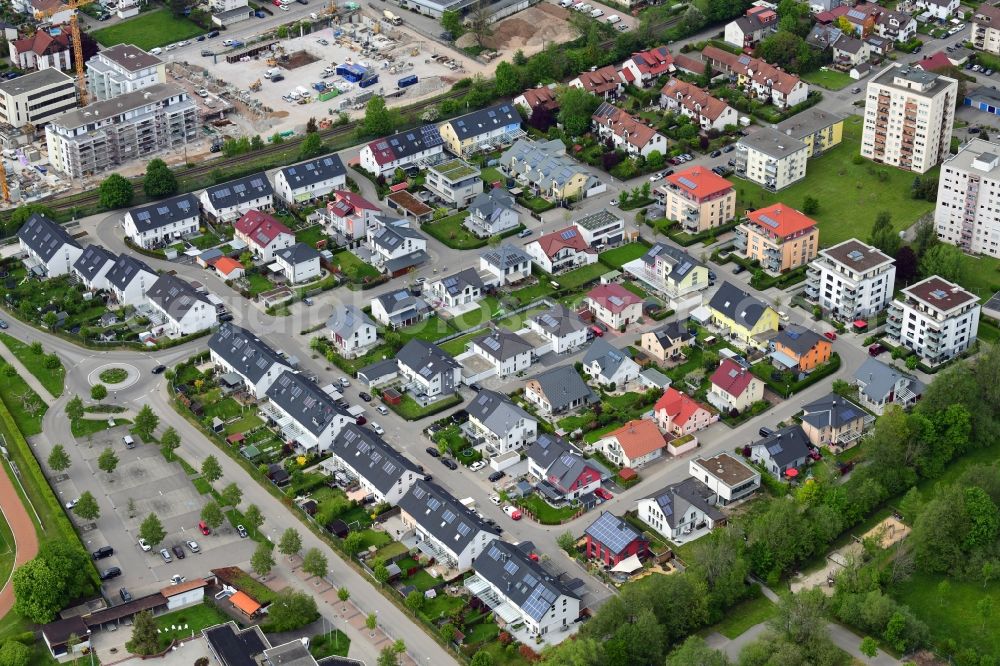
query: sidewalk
[{"left": 0, "top": 342, "right": 56, "bottom": 405}]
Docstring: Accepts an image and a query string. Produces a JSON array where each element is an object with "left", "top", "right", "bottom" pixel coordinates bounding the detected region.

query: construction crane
[{"left": 35, "top": 0, "right": 94, "bottom": 106}]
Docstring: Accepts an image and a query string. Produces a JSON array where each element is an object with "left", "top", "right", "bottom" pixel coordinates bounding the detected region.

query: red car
[
  {"left": 198, "top": 521, "right": 211, "bottom": 536},
  {"left": 594, "top": 488, "right": 613, "bottom": 501},
  {"left": 590, "top": 325, "right": 604, "bottom": 337},
  {"left": 823, "top": 331, "right": 837, "bottom": 341},
  {"left": 869, "top": 344, "right": 886, "bottom": 356}
]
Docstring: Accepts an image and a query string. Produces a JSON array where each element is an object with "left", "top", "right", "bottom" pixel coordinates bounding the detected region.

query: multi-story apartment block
[
  {"left": 972, "top": 4, "right": 1000, "bottom": 55},
  {"left": 934, "top": 138, "right": 1000, "bottom": 256},
  {"left": 45, "top": 83, "right": 197, "bottom": 178},
  {"left": 86, "top": 44, "right": 165, "bottom": 102},
  {"left": 735, "top": 203, "right": 818, "bottom": 274},
  {"left": 861, "top": 64, "right": 956, "bottom": 174},
  {"left": 805, "top": 239, "right": 895, "bottom": 321},
  {"left": 734, "top": 126, "right": 808, "bottom": 191},
  {"left": 424, "top": 158, "right": 483, "bottom": 207},
  {"left": 0, "top": 68, "right": 77, "bottom": 130},
  {"left": 658, "top": 166, "right": 736, "bottom": 233},
  {"left": 775, "top": 108, "right": 844, "bottom": 158},
  {"left": 885, "top": 275, "right": 980, "bottom": 365}
]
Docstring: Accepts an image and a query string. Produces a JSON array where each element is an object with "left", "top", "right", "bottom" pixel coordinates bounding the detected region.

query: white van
[
  {"left": 559, "top": 0, "right": 573, "bottom": 6},
  {"left": 222, "top": 38, "right": 235, "bottom": 47},
  {"left": 606, "top": 14, "right": 620, "bottom": 23},
  {"left": 150, "top": 47, "right": 162, "bottom": 55},
  {"left": 590, "top": 7, "right": 603, "bottom": 17}
]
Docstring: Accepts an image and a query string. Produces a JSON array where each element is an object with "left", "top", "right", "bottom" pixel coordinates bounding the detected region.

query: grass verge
[
  {"left": 91, "top": 9, "right": 205, "bottom": 50},
  {"left": 0, "top": 333, "right": 65, "bottom": 397}
]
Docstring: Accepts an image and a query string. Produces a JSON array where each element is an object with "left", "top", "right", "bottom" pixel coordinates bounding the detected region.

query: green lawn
[
  {"left": 707, "top": 592, "right": 777, "bottom": 639},
  {"left": 599, "top": 241, "right": 650, "bottom": 269},
  {"left": 406, "top": 568, "right": 441, "bottom": 592},
  {"left": 496, "top": 304, "right": 548, "bottom": 331},
  {"left": 421, "top": 212, "right": 486, "bottom": 250},
  {"left": 892, "top": 573, "right": 1000, "bottom": 657},
  {"left": 0, "top": 372, "right": 47, "bottom": 436},
  {"left": 356, "top": 529, "right": 392, "bottom": 550},
  {"left": 389, "top": 392, "right": 463, "bottom": 421},
  {"left": 189, "top": 233, "right": 222, "bottom": 251},
  {"left": 448, "top": 296, "right": 501, "bottom": 331},
  {"left": 954, "top": 252, "right": 1000, "bottom": 300},
  {"left": 557, "top": 262, "right": 610, "bottom": 291},
  {"left": 733, "top": 116, "right": 936, "bottom": 246},
  {"left": 310, "top": 630, "right": 351, "bottom": 659},
  {"left": 0, "top": 333, "right": 65, "bottom": 397},
  {"left": 481, "top": 167, "right": 505, "bottom": 185},
  {"left": 225, "top": 413, "right": 263, "bottom": 435},
  {"left": 92, "top": 9, "right": 206, "bottom": 50},
  {"left": 510, "top": 281, "right": 554, "bottom": 305},
  {"left": 332, "top": 250, "right": 380, "bottom": 282},
  {"left": 441, "top": 330, "right": 482, "bottom": 356},
  {"left": 800, "top": 68, "right": 855, "bottom": 91},
  {"left": 71, "top": 417, "right": 130, "bottom": 439},
  {"left": 199, "top": 395, "right": 244, "bottom": 421},
  {"left": 515, "top": 494, "right": 579, "bottom": 524},
  {"left": 0, "top": 510, "right": 14, "bottom": 608},
  {"left": 154, "top": 602, "right": 229, "bottom": 648},
  {"left": 397, "top": 316, "right": 453, "bottom": 343},
  {"left": 192, "top": 477, "right": 213, "bottom": 495},
  {"left": 246, "top": 272, "right": 275, "bottom": 297},
  {"left": 295, "top": 225, "right": 328, "bottom": 247}
]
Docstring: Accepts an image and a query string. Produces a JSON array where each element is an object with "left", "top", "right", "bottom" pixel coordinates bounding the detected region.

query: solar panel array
[
  {"left": 677, "top": 176, "right": 697, "bottom": 189},
  {"left": 523, "top": 585, "right": 558, "bottom": 622},
  {"left": 481, "top": 336, "right": 501, "bottom": 352},
  {"left": 585, "top": 512, "right": 638, "bottom": 554},
  {"left": 759, "top": 214, "right": 780, "bottom": 229}
]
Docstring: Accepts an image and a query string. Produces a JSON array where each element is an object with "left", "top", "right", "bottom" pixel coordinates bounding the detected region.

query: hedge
[{"left": 668, "top": 219, "right": 740, "bottom": 247}]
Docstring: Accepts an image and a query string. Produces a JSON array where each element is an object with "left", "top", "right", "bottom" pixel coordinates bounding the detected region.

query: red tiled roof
[
  {"left": 575, "top": 65, "right": 622, "bottom": 94},
  {"left": 673, "top": 53, "right": 708, "bottom": 75},
  {"left": 586, "top": 283, "right": 643, "bottom": 314},
  {"left": 12, "top": 30, "right": 69, "bottom": 56},
  {"left": 916, "top": 52, "right": 952, "bottom": 72},
  {"left": 710, "top": 358, "right": 756, "bottom": 398},
  {"left": 533, "top": 226, "right": 594, "bottom": 259},
  {"left": 660, "top": 78, "right": 733, "bottom": 123},
  {"left": 213, "top": 257, "right": 243, "bottom": 276},
  {"left": 519, "top": 85, "right": 559, "bottom": 112},
  {"left": 605, "top": 419, "right": 664, "bottom": 460},
  {"left": 592, "top": 102, "right": 660, "bottom": 150},
  {"left": 654, "top": 387, "right": 708, "bottom": 428},
  {"left": 702, "top": 46, "right": 803, "bottom": 96},
  {"left": 160, "top": 578, "right": 208, "bottom": 597},
  {"left": 665, "top": 165, "right": 733, "bottom": 201},
  {"left": 747, "top": 203, "right": 817, "bottom": 239},
  {"left": 630, "top": 46, "right": 674, "bottom": 76},
  {"left": 328, "top": 190, "right": 378, "bottom": 217},
  {"left": 234, "top": 210, "right": 291, "bottom": 249}
]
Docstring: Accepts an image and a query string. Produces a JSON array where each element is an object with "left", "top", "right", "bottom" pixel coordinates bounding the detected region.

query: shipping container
[
  {"left": 358, "top": 75, "right": 379, "bottom": 88},
  {"left": 397, "top": 74, "right": 418, "bottom": 88},
  {"left": 318, "top": 89, "right": 339, "bottom": 101}
]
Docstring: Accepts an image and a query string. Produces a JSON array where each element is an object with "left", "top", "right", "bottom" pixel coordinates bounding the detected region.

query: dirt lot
[{"left": 456, "top": 3, "right": 576, "bottom": 60}]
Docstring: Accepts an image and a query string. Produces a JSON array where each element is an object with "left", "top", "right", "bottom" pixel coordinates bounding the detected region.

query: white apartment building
[
  {"left": 861, "top": 64, "right": 957, "bottom": 174},
  {"left": 0, "top": 68, "right": 77, "bottom": 130},
  {"left": 734, "top": 126, "right": 808, "bottom": 192},
  {"left": 805, "top": 238, "right": 896, "bottom": 321},
  {"left": 46, "top": 83, "right": 197, "bottom": 178},
  {"left": 885, "top": 275, "right": 980, "bottom": 365},
  {"left": 972, "top": 4, "right": 1000, "bottom": 55},
  {"left": 86, "top": 44, "right": 165, "bottom": 102},
  {"left": 934, "top": 139, "right": 1000, "bottom": 256},
  {"left": 688, "top": 454, "right": 760, "bottom": 506}
]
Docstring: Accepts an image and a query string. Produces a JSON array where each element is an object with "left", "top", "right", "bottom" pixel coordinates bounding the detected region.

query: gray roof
[
  {"left": 397, "top": 339, "right": 459, "bottom": 378},
  {"left": 472, "top": 540, "right": 577, "bottom": 621},
  {"left": 709, "top": 281, "right": 771, "bottom": 328},
  {"left": 97, "top": 44, "right": 163, "bottom": 72},
  {"left": 583, "top": 339, "right": 635, "bottom": 378},
  {"left": 365, "top": 125, "right": 444, "bottom": 166},
  {"left": 326, "top": 304, "right": 376, "bottom": 338},
  {"left": 384, "top": 250, "right": 429, "bottom": 274},
  {"left": 106, "top": 254, "right": 155, "bottom": 291},
  {"left": 640, "top": 243, "right": 703, "bottom": 282},
  {"left": 370, "top": 224, "right": 426, "bottom": 252},
  {"left": 646, "top": 477, "right": 724, "bottom": 529},
  {"left": 481, "top": 244, "right": 531, "bottom": 270},
  {"left": 473, "top": 329, "right": 532, "bottom": 362},
  {"left": 853, "top": 357, "right": 923, "bottom": 402},
  {"left": 776, "top": 108, "right": 843, "bottom": 141},
  {"left": 127, "top": 193, "right": 199, "bottom": 232},
  {"left": 469, "top": 188, "right": 515, "bottom": 222},
  {"left": 530, "top": 365, "right": 595, "bottom": 411},
  {"left": 0, "top": 67, "right": 73, "bottom": 96},
  {"left": 18, "top": 213, "right": 80, "bottom": 261},
  {"left": 330, "top": 423, "right": 422, "bottom": 495},
  {"left": 574, "top": 209, "right": 622, "bottom": 231},
  {"left": 204, "top": 172, "right": 273, "bottom": 211},
  {"left": 800, "top": 393, "right": 867, "bottom": 430},
  {"left": 806, "top": 23, "right": 844, "bottom": 49},
  {"left": 265, "top": 370, "right": 348, "bottom": 437},
  {"left": 528, "top": 434, "right": 597, "bottom": 493},
  {"left": 358, "top": 358, "right": 400, "bottom": 385},
  {"left": 639, "top": 367, "right": 671, "bottom": 389},
  {"left": 203, "top": 623, "right": 268, "bottom": 666},
  {"left": 399, "top": 480, "right": 493, "bottom": 555},
  {"left": 738, "top": 126, "right": 807, "bottom": 159},
  {"left": 277, "top": 242, "right": 321, "bottom": 265},
  {"left": 834, "top": 35, "right": 865, "bottom": 54},
  {"left": 773, "top": 324, "right": 825, "bottom": 356},
  {"left": 651, "top": 320, "right": 694, "bottom": 348},
  {"left": 73, "top": 245, "right": 116, "bottom": 281},
  {"left": 584, "top": 511, "right": 644, "bottom": 555},
  {"left": 752, "top": 424, "right": 810, "bottom": 467},
  {"left": 531, "top": 306, "right": 588, "bottom": 338},
  {"left": 50, "top": 83, "right": 190, "bottom": 130},
  {"left": 873, "top": 63, "right": 955, "bottom": 98},
  {"left": 145, "top": 273, "right": 210, "bottom": 319},
  {"left": 208, "top": 324, "right": 288, "bottom": 385},
  {"left": 966, "top": 85, "right": 1000, "bottom": 106},
  {"left": 466, "top": 390, "right": 535, "bottom": 434},
  {"left": 374, "top": 289, "right": 430, "bottom": 322},
  {"left": 446, "top": 102, "right": 522, "bottom": 140},
  {"left": 435, "top": 267, "right": 484, "bottom": 296},
  {"left": 279, "top": 155, "right": 346, "bottom": 190}
]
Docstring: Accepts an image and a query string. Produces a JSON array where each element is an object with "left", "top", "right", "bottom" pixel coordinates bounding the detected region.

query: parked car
[
  {"left": 469, "top": 460, "right": 487, "bottom": 472},
  {"left": 186, "top": 540, "right": 200, "bottom": 553},
  {"left": 868, "top": 343, "right": 886, "bottom": 356},
  {"left": 160, "top": 548, "right": 172, "bottom": 563},
  {"left": 138, "top": 537, "right": 151, "bottom": 551},
  {"left": 594, "top": 488, "right": 613, "bottom": 501},
  {"left": 237, "top": 525, "right": 248, "bottom": 538},
  {"left": 732, "top": 264, "right": 746, "bottom": 274},
  {"left": 100, "top": 567, "right": 122, "bottom": 581},
  {"left": 371, "top": 422, "right": 384, "bottom": 435},
  {"left": 489, "top": 495, "right": 501, "bottom": 505},
  {"left": 518, "top": 228, "right": 533, "bottom": 238},
  {"left": 503, "top": 505, "right": 522, "bottom": 520},
  {"left": 759, "top": 427, "right": 774, "bottom": 438},
  {"left": 488, "top": 470, "right": 505, "bottom": 483},
  {"left": 824, "top": 331, "right": 837, "bottom": 341},
  {"left": 441, "top": 458, "right": 458, "bottom": 470},
  {"left": 199, "top": 521, "right": 211, "bottom": 535},
  {"left": 710, "top": 150, "right": 722, "bottom": 158},
  {"left": 425, "top": 446, "right": 440, "bottom": 457},
  {"left": 723, "top": 144, "right": 736, "bottom": 153},
  {"left": 469, "top": 382, "right": 483, "bottom": 392},
  {"left": 339, "top": 377, "right": 351, "bottom": 387},
  {"left": 119, "top": 587, "right": 133, "bottom": 602},
  {"left": 65, "top": 497, "right": 79, "bottom": 510},
  {"left": 359, "top": 391, "right": 372, "bottom": 402},
  {"left": 152, "top": 365, "right": 166, "bottom": 374},
  {"left": 0, "top": 319, "right": 8, "bottom": 329},
  {"left": 376, "top": 405, "right": 389, "bottom": 415},
  {"left": 93, "top": 546, "right": 114, "bottom": 560}
]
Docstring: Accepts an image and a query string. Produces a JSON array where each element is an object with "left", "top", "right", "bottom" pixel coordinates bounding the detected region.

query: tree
[
  {"left": 47, "top": 444, "right": 71, "bottom": 472},
  {"left": 159, "top": 426, "right": 180, "bottom": 460},
  {"left": 0, "top": 641, "right": 31, "bottom": 666},
  {"left": 470, "top": 651, "right": 495, "bottom": 666},
  {"left": 73, "top": 491, "right": 100, "bottom": 521},
  {"left": 682, "top": 4, "right": 706, "bottom": 32},
  {"left": 220, "top": 482, "right": 243, "bottom": 507},
  {"left": 299, "top": 132, "right": 324, "bottom": 160},
  {"left": 139, "top": 513, "right": 166, "bottom": 547},
  {"left": 468, "top": 0, "right": 493, "bottom": 47},
  {"left": 440, "top": 9, "right": 464, "bottom": 37},
  {"left": 343, "top": 531, "right": 363, "bottom": 555},
  {"left": 201, "top": 455, "right": 222, "bottom": 483},
  {"left": 665, "top": 637, "right": 730, "bottom": 666},
  {"left": 126, "top": 610, "right": 160, "bottom": 655},
  {"left": 278, "top": 527, "right": 302, "bottom": 557},
  {"left": 494, "top": 61, "right": 520, "bottom": 97},
  {"left": 893, "top": 246, "right": 919, "bottom": 285},
  {"left": 859, "top": 636, "right": 878, "bottom": 660},
  {"left": 250, "top": 134, "right": 264, "bottom": 151},
  {"left": 374, "top": 559, "right": 390, "bottom": 585},
  {"left": 557, "top": 86, "right": 600, "bottom": 136},
  {"left": 143, "top": 158, "right": 178, "bottom": 198},
  {"left": 90, "top": 384, "right": 107, "bottom": 401},
  {"left": 363, "top": 96, "right": 394, "bottom": 138},
  {"left": 99, "top": 173, "right": 134, "bottom": 209},
  {"left": 912, "top": 215, "right": 939, "bottom": 258},
  {"left": 13, "top": 542, "right": 95, "bottom": 623},
  {"left": 869, "top": 211, "right": 900, "bottom": 257},
  {"left": 755, "top": 31, "right": 816, "bottom": 74},
  {"left": 557, "top": 531, "right": 576, "bottom": 552},
  {"left": 302, "top": 547, "right": 328, "bottom": 578},
  {"left": 919, "top": 243, "right": 964, "bottom": 283},
  {"left": 134, "top": 405, "right": 159, "bottom": 441},
  {"left": 97, "top": 447, "right": 119, "bottom": 476},
  {"left": 243, "top": 503, "right": 264, "bottom": 536},
  {"left": 200, "top": 501, "right": 224, "bottom": 530},
  {"left": 65, "top": 395, "right": 84, "bottom": 421},
  {"left": 835, "top": 15, "right": 853, "bottom": 33},
  {"left": 405, "top": 589, "right": 424, "bottom": 612},
  {"left": 338, "top": 586, "right": 350, "bottom": 609},
  {"left": 251, "top": 541, "right": 275, "bottom": 577},
  {"left": 377, "top": 646, "right": 399, "bottom": 666},
  {"left": 366, "top": 612, "right": 378, "bottom": 636},
  {"left": 977, "top": 596, "right": 994, "bottom": 630},
  {"left": 802, "top": 195, "right": 820, "bottom": 215}
]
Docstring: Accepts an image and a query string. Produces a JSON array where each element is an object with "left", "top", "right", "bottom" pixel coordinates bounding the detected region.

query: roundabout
[{"left": 87, "top": 363, "right": 141, "bottom": 391}]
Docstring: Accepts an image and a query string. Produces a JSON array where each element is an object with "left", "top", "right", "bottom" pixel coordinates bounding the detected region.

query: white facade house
[
  {"left": 234, "top": 210, "right": 294, "bottom": 263},
  {"left": 208, "top": 324, "right": 291, "bottom": 398},
  {"left": 399, "top": 480, "right": 496, "bottom": 571},
  {"left": 200, "top": 173, "right": 274, "bottom": 223},
  {"left": 973, "top": 4, "right": 1000, "bottom": 55},
  {"left": 526, "top": 307, "right": 589, "bottom": 354},
  {"left": 480, "top": 244, "right": 531, "bottom": 286},
  {"left": 145, "top": 274, "right": 218, "bottom": 338},
  {"left": 326, "top": 304, "right": 379, "bottom": 357},
  {"left": 934, "top": 139, "right": 1000, "bottom": 257},
  {"left": 397, "top": 340, "right": 461, "bottom": 398},
  {"left": 72, "top": 245, "right": 116, "bottom": 292},
  {"left": 122, "top": 193, "right": 200, "bottom": 249},
  {"left": 573, "top": 210, "right": 625, "bottom": 247},
  {"left": 592, "top": 102, "right": 668, "bottom": 158},
  {"left": 916, "top": 0, "right": 959, "bottom": 20},
  {"left": 733, "top": 127, "right": 809, "bottom": 192},
  {"left": 637, "top": 478, "right": 725, "bottom": 540},
  {"left": 367, "top": 223, "right": 428, "bottom": 273},
  {"left": 469, "top": 330, "right": 534, "bottom": 379},
  {"left": 273, "top": 155, "right": 346, "bottom": 204},
  {"left": 464, "top": 188, "right": 519, "bottom": 238},
  {"left": 263, "top": 370, "right": 352, "bottom": 453},
  {"left": 359, "top": 125, "right": 445, "bottom": 177},
  {"left": 106, "top": 255, "right": 157, "bottom": 307},
  {"left": 324, "top": 424, "right": 424, "bottom": 505},
  {"left": 688, "top": 454, "right": 761, "bottom": 505},
  {"left": 428, "top": 267, "right": 494, "bottom": 308},
  {"left": 86, "top": 44, "right": 165, "bottom": 102},
  {"left": 524, "top": 226, "right": 598, "bottom": 274},
  {"left": 370, "top": 290, "right": 431, "bottom": 329},
  {"left": 582, "top": 339, "right": 640, "bottom": 387},
  {"left": 465, "top": 389, "right": 538, "bottom": 455},
  {"left": 274, "top": 243, "right": 322, "bottom": 284},
  {"left": 805, "top": 239, "right": 896, "bottom": 321},
  {"left": 885, "top": 275, "right": 981, "bottom": 365},
  {"left": 17, "top": 213, "right": 82, "bottom": 278}
]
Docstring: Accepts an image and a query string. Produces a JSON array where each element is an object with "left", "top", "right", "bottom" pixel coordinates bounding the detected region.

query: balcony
[{"left": 804, "top": 283, "right": 819, "bottom": 300}]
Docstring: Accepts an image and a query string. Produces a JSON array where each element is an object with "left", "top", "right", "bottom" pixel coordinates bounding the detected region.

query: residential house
[
  {"left": 480, "top": 244, "right": 531, "bottom": 286},
  {"left": 917, "top": 0, "right": 959, "bottom": 20},
  {"left": 470, "top": 329, "right": 534, "bottom": 378},
  {"left": 708, "top": 281, "right": 779, "bottom": 350},
  {"left": 513, "top": 84, "right": 559, "bottom": 120},
  {"left": 584, "top": 512, "right": 648, "bottom": 566},
  {"left": 233, "top": 210, "right": 293, "bottom": 263},
  {"left": 85, "top": 43, "right": 165, "bottom": 102},
  {"left": 498, "top": 138, "right": 602, "bottom": 202},
  {"left": 724, "top": 6, "right": 778, "bottom": 51},
  {"left": 805, "top": 238, "right": 896, "bottom": 321},
  {"left": 596, "top": 419, "right": 665, "bottom": 468},
  {"left": 437, "top": 102, "right": 524, "bottom": 157},
  {"left": 367, "top": 223, "right": 429, "bottom": 276},
  {"left": 656, "top": 166, "right": 736, "bottom": 233},
  {"left": 973, "top": 4, "right": 1000, "bottom": 55},
  {"left": 736, "top": 202, "right": 819, "bottom": 273},
  {"left": 324, "top": 424, "right": 423, "bottom": 505},
  {"left": 640, "top": 321, "right": 694, "bottom": 363},
  {"left": 274, "top": 243, "right": 321, "bottom": 285},
  {"left": 322, "top": 190, "right": 380, "bottom": 242},
  {"left": 775, "top": 108, "right": 844, "bottom": 158},
  {"left": 359, "top": 125, "right": 444, "bottom": 177},
  {"left": 702, "top": 46, "right": 809, "bottom": 109},
  {"left": 771, "top": 324, "right": 832, "bottom": 373},
  {"left": 833, "top": 36, "right": 870, "bottom": 67},
  {"left": 397, "top": 339, "right": 461, "bottom": 398},
  {"left": 799, "top": 392, "right": 871, "bottom": 449},
  {"left": 733, "top": 127, "right": 809, "bottom": 191},
  {"left": 263, "top": 371, "right": 352, "bottom": 452},
  {"left": 574, "top": 209, "right": 625, "bottom": 247},
  {"left": 852, "top": 357, "right": 924, "bottom": 415},
  {"left": 638, "top": 478, "right": 726, "bottom": 540},
  {"left": 806, "top": 23, "right": 845, "bottom": 51},
  {"left": 200, "top": 173, "right": 273, "bottom": 223},
  {"left": 468, "top": 540, "right": 580, "bottom": 637},
  {"left": 885, "top": 275, "right": 980, "bottom": 365},
  {"left": 524, "top": 226, "right": 598, "bottom": 273},
  {"left": 689, "top": 453, "right": 760, "bottom": 505},
  {"left": 654, "top": 387, "right": 716, "bottom": 437},
  {"left": 620, "top": 46, "right": 675, "bottom": 87},
  {"left": 122, "top": 193, "right": 200, "bottom": 249},
  {"left": 208, "top": 323, "right": 291, "bottom": 397},
  {"left": 429, "top": 267, "right": 494, "bottom": 308},
  {"left": 327, "top": 304, "right": 378, "bottom": 357},
  {"left": 592, "top": 102, "right": 668, "bottom": 158},
  {"left": 568, "top": 65, "right": 622, "bottom": 100},
  {"left": 584, "top": 283, "right": 644, "bottom": 330},
  {"left": 526, "top": 306, "right": 590, "bottom": 354},
  {"left": 623, "top": 242, "right": 709, "bottom": 301},
  {"left": 527, "top": 433, "right": 602, "bottom": 500},
  {"left": 875, "top": 10, "right": 917, "bottom": 42},
  {"left": 750, "top": 424, "right": 811, "bottom": 478},
  {"left": 916, "top": 51, "right": 957, "bottom": 74},
  {"left": 145, "top": 273, "right": 218, "bottom": 337},
  {"left": 399, "top": 480, "right": 496, "bottom": 570},
  {"left": 524, "top": 365, "right": 596, "bottom": 416},
  {"left": 465, "top": 188, "right": 519, "bottom": 239},
  {"left": 659, "top": 78, "right": 738, "bottom": 132},
  {"left": 9, "top": 29, "right": 70, "bottom": 71},
  {"left": 105, "top": 254, "right": 157, "bottom": 307},
  {"left": 273, "top": 155, "right": 346, "bottom": 204},
  {"left": 582, "top": 339, "right": 640, "bottom": 387},
  {"left": 817, "top": 4, "right": 879, "bottom": 37},
  {"left": 708, "top": 357, "right": 764, "bottom": 414},
  {"left": 465, "top": 389, "right": 538, "bottom": 454},
  {"left": 371, "top": 290, "right": 431, "bottom": 329},
  {"left": 72, "top": 245, "right": 116, "bottom": 292},
  {"left": 425, "top": 158, "right": 483, "bottom": 207},
  {"left": 17, "top": 213, "right": 82, "bottom": 277}
]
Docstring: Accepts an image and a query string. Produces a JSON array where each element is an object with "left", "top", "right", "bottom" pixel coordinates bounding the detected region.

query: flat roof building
[{"left": 0, "top": 67, "right": 76, "bottom": 129}]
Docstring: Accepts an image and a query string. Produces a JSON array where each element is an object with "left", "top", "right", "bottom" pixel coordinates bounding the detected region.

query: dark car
[
  {"left": 208, "top": 30, "right": 220, "bottom": 37},
  {"left": 488, "top": 470, "right": 505, "bottom": 482},
  {"left": 201, "top": 49, "right": 214, "bottom": 56},
  {"left": 358, "top": 391, "right": 372, "bottom": 402},
  {"left": 732, "top": 264, "right": 746, "bottom": 275},
  {"left": 219, "top": 313, "right": 234, "bottom": 322},
  {"left": 425, "top": 446, "right": 441, "bottom": 458},
  {"left": 196, "top": 35, "right": 206, "bottom": 41},
  {"left": 152, "top": 365, "right": 166, "bottom": 374},
  {"left": 93, "top": 546, "right": 114, "bottom": 560},
  {"left": 723, "top": 144, "right": 736, "bottom": 153},
  {"left": 708, "top": 271, "right": 717, "bottom": 280},
  {"left": 100, "top": 567, "right": 122, "bottom": 581},
  {"left": 758, "top": 427, "right": 774, "bottom": 438},
  {"left": 710, "top": 150, "right": 722, "bottom": 158},
  {"left": 119, "top": 587, "right": 132, "bottom": 602},
  {"left": 171, "top": 545, "right": 186, "bottom": 560},
  {"left": 469, "top": 383, "right": 483, "bottom": 392},
  {"left": 441, "top": 458, "right": 458, "bottom": 470}
]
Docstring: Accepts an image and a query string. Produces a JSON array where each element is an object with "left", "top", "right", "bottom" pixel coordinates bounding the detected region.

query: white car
[
  {"left": 606, "top": 14, "right": 620, "bottom": 23},
  {"left": 279, "top": 4, "right": 289, "bottom": 9},
  {"left": 469, "top": 460, "right": 487, "bottom": 472},
  {"left": 65, "top": 498, "right": 79, "bottom": 509},
  {"left": 339, "top": 377, "right": 351, "bottom": 388},
  {"left": 372, "top": 422, "right": 384, "bottom": 435},
  {"left": 489, "top": 495, "right": 501, "bottom": 506},
  {"left": 150, "top": 47, "right": 162, "bottom": 55},
  {"left": 590, "top": 8, "right": 603, "bottom": 17},
  {"left": 376, "top": 405, "right": 389, "bottom": 415},
  {"left": 176, "top": 40, "right": 188, "bottom": 47},
  {"left": 196, "top": 88, "right": 209, "bottom": 97},
  {"left": 186, "top": 540, "right": 200, "bottom": 553},
  {"left": 138, "top": 537, "right": 151, "bottom": 552}
]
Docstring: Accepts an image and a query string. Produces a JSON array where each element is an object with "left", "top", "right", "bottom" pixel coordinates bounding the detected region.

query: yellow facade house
[{"left": 708, "top": 281, "right": 779, "bottom": 350}]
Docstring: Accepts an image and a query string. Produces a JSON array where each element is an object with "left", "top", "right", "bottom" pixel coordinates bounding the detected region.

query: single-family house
[
  {"left": 771, "top": 324, "right": 831, "bottom": 373},
  {"left": 213, "top": 257, "right": 245, "bottom": 281},
  {"left": 397, "top": 339, "right": 461, "bottom": 398},
  {"left": 123, "top": 193, "right": 201, "bottom": 250},
  {"left": 324, "top": 424, "right": 424, "bottom": 505},
  {"left": 584, "top": 283, "right": 643, "bottom": 330},
  {"left": 574, "top": 209, "right": 626, "bottom": 247},
  {"left": 274, "top": 243, "right": 321, "bottom": 285},
  {"left": 18, "top": 213, "right": 82, "bottom": 277},
  {"left": 708, "top": 281, "right": 779, "bottom": 350},
  {"left": 527, "top": 306, "right": 589, "bottom": 354},
  {"left": 371, "top": 289, "right": 431, "bottom": 329},
  {"left": 263, "top": 370, "right": 352, "bottom": 452},
  {"left": 568, "top": 65, "right": 623, "bottom": 100},
  {"left": 524, "top": 365, "right": 596, "bottom": 416},
  {"left": 424, "top": 158, "right": 483, "bottom": 208},
  {"left": 399, "top": 480, "right": 496, "bottom": 570},
  {"left": 208, "top": 323, "right": 291, "bottom": 398},
  {"left": 524, "top": 226, "right": 598, "bottom": 273},
  {"left": 639, "top": 321, "right": 694, "bottom": 362},
  {"left": 322, "top": 190, "right": 380, "bottom": 242},
  {"left": 480, "top": 244, "right": 531, "bottom": 286},
  {"left": 327, "top": 304, "right": 379, "bottom": 357},
  {"left": 367, "top": 224, "right": 429, "bottom": 275},
  {"left": 465, "top": 188, "right": 519, "bottom": 238},
  {"left": 72, "top": 245, "right": 116, "bottom": 292},
  {"left": 526, "top": 433, "right": 602, "bottom": 500},
  {"left": 806, "top": 23, "right": 845, "bottom": 51},
  {"left": 437, "top": 102, "right": 524, "bottom": 157},
  {"left": 654, "top": 387, "right": 716, "bottom": 437},
  {"left": 596, "top": 419, "right": 665, "bottom": 468},
  {"left": 799, "top": 393, "right": 871, "bottom": 449},
  {"left": 659, "top": 78, "right": 738, "bottom": 132},
  {"left": 234, "top": 210, "right": 294, "bottom": 262},
  {"left": 620, "top": 46, "right": 675, "bottom": 87},
  {"left": 708, "top": 358, "right": 764, "bottom": 414},
  {"left": 875, "top": 10, "right": 917, "bottom": 42},
  {"left": 623, "top": 242, "right": 709, "bottom": 301},
  {"left": 750, "top": 424, "right": 811, "bottom": 478},
  {"left": 689, "top": 453, "right": 760, "bottom": 505},
  {"left": 592, "top": 102, "right": 668, "bottom": 158},
  {"left": 429, "top": 267, "right": 496, "bottom": 308},
  {"left": 585, "top": 511, "right": 648, "bottom": 566},
  {"left": 145, "top": 273, "right": 218, "bottom": 337},
  {"left": 514, "top": 84, "right": 560, "bottom": 120},
  {"left": 582, "top": 339, "right": 640, "bottom": 387},
  {"left": 833, "top": 36, "right": 870, "bottom": 67},
  {"left": 359, "top": 124, "right": 444, "bottom": 177},
  {"left": 106, "top": 254, "right": 157, "bottom": 307},
  {"left": 273, "top": 154, "right": 346, "bottom": 204},
  {"left": 470, "top": 329, "right": 534, "bottom": 378},
  {"left": 916, "top": 0, "right": 959, "bottom": 20},
  {"left": 9, "top": 29, "right": 71, "bottom": 71},
  {"left": 200, "top": 173, "right": 273, "bottom": 223},
  {"left": 637, "top": 477, "right": 726, "bottom": 540},
  {"left": 465, "top": 389, "right": 537, "bottom": 454},
  {"left": 852, "top": 357, "right": 924, "bottom": 415},
  {"left": 724, "top": 6, "right": 778, "bottom": 51}
]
